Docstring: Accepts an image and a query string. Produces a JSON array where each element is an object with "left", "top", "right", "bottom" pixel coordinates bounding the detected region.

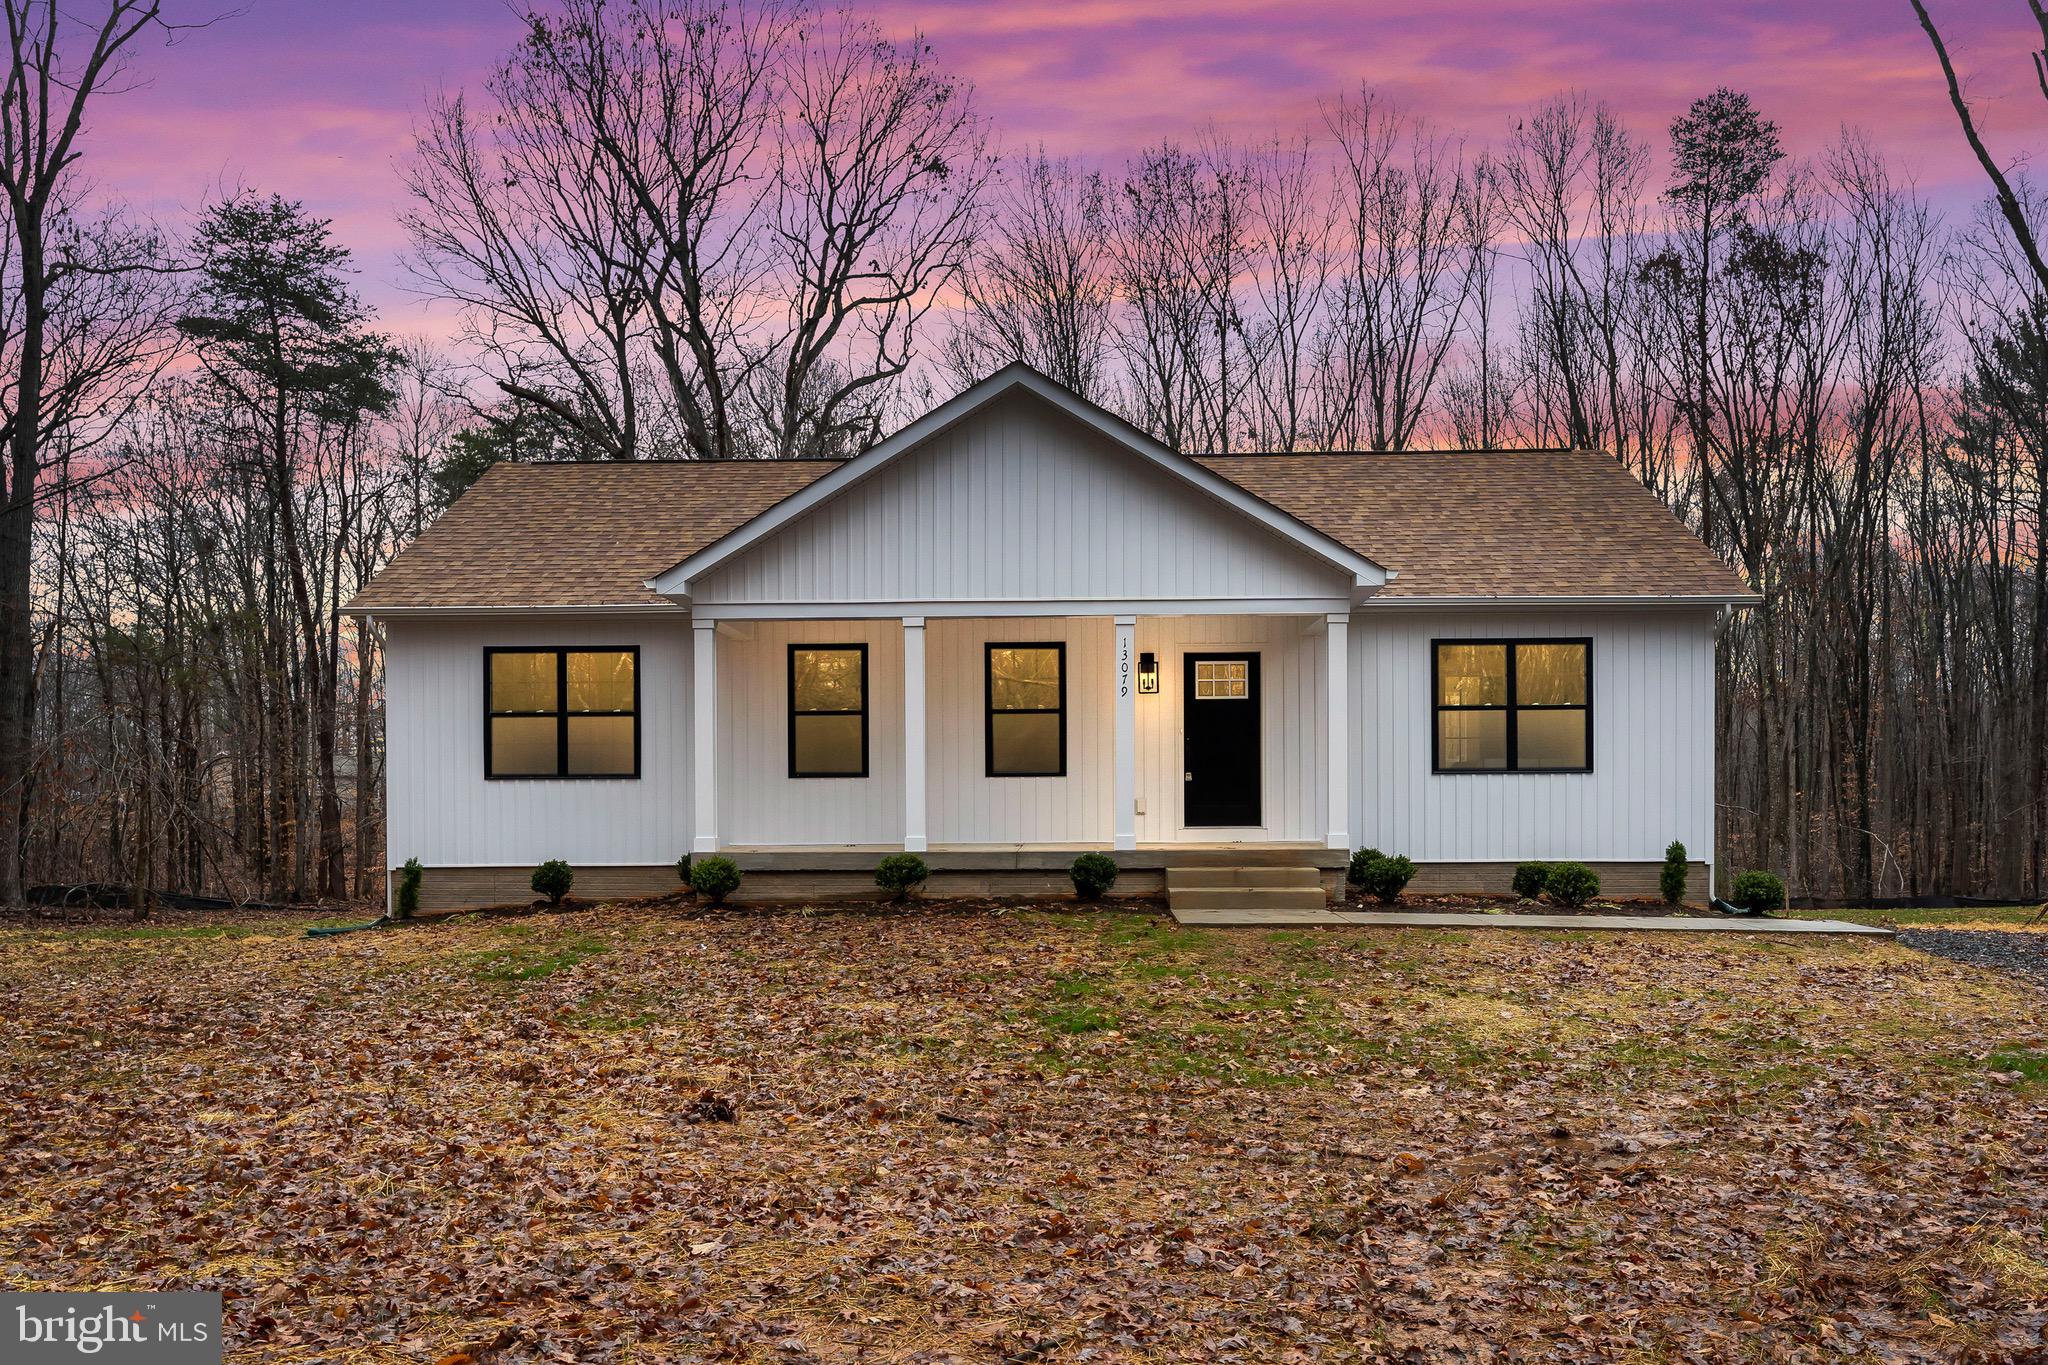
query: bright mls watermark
[{"left": 2, "top": 1294, "right": 221, "bottom": 1363}]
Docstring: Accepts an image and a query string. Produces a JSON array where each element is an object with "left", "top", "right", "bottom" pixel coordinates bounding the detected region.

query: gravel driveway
[{"left": 1899, "top": 928, "right": 2048, "bottom": 990}]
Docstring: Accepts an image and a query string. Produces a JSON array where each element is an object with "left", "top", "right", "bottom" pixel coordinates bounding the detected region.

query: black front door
[{"left": 1183, "top": 652, "right": 1261, "bottom": 827}]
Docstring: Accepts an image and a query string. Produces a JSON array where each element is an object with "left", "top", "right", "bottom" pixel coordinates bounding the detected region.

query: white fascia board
[
  {"left": 690, "top": 596, "right": 1354, "bottom": 622},
  {"left": 1358, "top": 593, "right": 1760, "bottom": 609},
  {"left": 645, "top": 363, "right": 1389, "bottom": 599},
  {"left": 350, "top": 603, "right": 688, "bottom": 619}
]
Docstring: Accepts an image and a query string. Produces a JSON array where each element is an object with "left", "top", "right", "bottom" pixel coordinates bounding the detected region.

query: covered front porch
[{"left": 688, "top": 611, "right": 1354, "bottom": 858}]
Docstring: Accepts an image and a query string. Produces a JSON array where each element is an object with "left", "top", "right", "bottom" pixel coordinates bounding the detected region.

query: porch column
[
  {"left": 1325, "top": 612, "right": 1350, "bottom": 851},
  {"left": 691, "top": 619, "right": 719, "bottom": 854},
  {"left": 902, "top": 617, "right": 928, "bottom": 853},
  {"left": 1113, "top": 615, "right": 1137, "bottom": 852}
]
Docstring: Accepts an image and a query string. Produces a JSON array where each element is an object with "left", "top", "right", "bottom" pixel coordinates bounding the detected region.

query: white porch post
[
  {"left": 1113, "top": 615, "right": 1137, "bottom": 852},
  {"left": 902, "top": 617, "right": 928, "bottom": 853},
  {"left": 691, "top": 619, "right": 719, "bottom": 854},
  {"left": 1325, "top": 612, "right": 1350, "bottom": 851}
]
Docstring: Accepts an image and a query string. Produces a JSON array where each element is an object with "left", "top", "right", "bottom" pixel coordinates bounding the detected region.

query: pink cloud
[{"left": 65, "top": 0, "right": 2048, "bottom": 341}]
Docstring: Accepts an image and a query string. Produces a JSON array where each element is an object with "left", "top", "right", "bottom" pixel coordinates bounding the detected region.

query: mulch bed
[{"left": 1900, "top": 928, "right": 2048, "bottom": 991}]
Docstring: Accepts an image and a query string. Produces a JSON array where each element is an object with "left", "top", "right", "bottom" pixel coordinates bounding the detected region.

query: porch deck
[
  {"left": 719, "top": 842, "right": 1347, "bottom": 872},
  {"left": 715, "top": 841, "right": 1346, "bottom": 903}
]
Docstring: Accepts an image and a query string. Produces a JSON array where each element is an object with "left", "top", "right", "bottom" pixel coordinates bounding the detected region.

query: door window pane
[
  {"left": 1515, "top": 709, "right": 1587, "bottom": 770},
  {"left": 567, "top": 651, "right": 635, "bottom": 713},
  {"left": 1514, "top": 643, "right": 1587, "bottom": 705},
  {"left": 1194, "top": 659, "right": 1249, "bottom": 699},
  {"left": 990, "top": 712, "right": 1062, "bottom": 776},
  {"left": 1436, "top": 710, "right": 1508, "bottom": 771},
  {"left": 1437, "top": 644, "right": 1507, "bottom": 705},
  {"left": 793, "top": 714, "right": 865, "bottom": 775},
  {"left": 491, "top": 652, "right": 557, "bottom": 713},
  {"left": 566, "top": 716, "right": 636, "bottom": 775},
  {"left": 490, "top": 715, "right": 559, "bottom": 775}
]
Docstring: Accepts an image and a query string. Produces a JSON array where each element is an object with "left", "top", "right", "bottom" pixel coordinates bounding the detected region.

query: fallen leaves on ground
[{"left": 1, "top": 904, "right": 2044, "bottom": 1362}]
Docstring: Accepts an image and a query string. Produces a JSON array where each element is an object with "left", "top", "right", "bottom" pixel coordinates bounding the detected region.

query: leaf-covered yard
[{"left": 2, "top": 906, "right": 2044, "bottom": 1362}]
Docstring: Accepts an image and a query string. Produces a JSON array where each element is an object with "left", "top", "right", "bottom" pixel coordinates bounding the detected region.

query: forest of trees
[{"left": 2, "top": 0, "right": 2044, "bottom": 907}]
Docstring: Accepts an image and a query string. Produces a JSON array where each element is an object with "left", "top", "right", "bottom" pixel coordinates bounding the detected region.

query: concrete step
[
  {"left": 1166, "top": 865, "right": 1322, "bottom": 890},
  {"left": 1167, "top": 886, "right": 1330, "bottom": 912}
]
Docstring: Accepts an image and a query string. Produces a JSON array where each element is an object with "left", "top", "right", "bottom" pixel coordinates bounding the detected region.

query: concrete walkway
[{"left": 1169, "top": 905, "right": 1894, "bottom": 937}]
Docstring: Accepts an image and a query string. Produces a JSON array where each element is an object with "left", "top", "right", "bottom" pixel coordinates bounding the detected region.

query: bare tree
[
  {"left": 756, "top": 9, "right": 990, "bottom": 456},
  {"left": 1322, "top": 86, "right": 1474, "bottom": 449},
  {"left": 0, "top": 0, "right": 178, "bottom": 904},
  {"left": 1241, "top": 135, "right": 1334, "bottom": 451},
  {"left": 944, "top": 149, "right": 1115, "bottom": 402}
]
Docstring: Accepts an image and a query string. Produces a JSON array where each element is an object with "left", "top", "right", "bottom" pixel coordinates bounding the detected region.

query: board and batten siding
[
  {"left": 1351, "top": 608, "right": 1717, "bottom": 866},
  {"left": 722, "top": 614, "right": 1327, "bottom": 846},
  {"left": 718, "top": 619, "right": 905, "bottom": 846},
  {"left": 690, "top": 392, "right": 1350, "bottom": 610},
  {"left": 383, "top": 616, "right": 692, "bottom": 869},
  {"left": 382, "top": 606, "right": 1715, "bottom": 869},
  {"left": 1133, "top": 615, "right": 1326, "bottom": 843}
]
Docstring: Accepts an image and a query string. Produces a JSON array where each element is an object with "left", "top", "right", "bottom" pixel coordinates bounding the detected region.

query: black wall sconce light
[{"left": 1137, "top": 651, "right": 1159, "bottom": 694}]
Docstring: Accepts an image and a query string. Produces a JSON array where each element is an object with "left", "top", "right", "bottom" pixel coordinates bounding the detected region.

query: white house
[{"left": 346, "top": 364, "right": 1756, "bottom": 912}]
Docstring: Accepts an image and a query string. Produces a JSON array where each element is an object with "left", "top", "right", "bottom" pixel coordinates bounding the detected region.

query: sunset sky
[{"left": 88, "top": 0, "right": 2048, "bottom": 336}]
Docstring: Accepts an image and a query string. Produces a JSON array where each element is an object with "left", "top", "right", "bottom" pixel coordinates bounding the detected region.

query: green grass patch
[
  {"left": 1791, "top": 905, "right": 2044, "bottom": 928},
  {"left": 1987, "top": 1049, "right": 2048, "bottom": 1083},
  {"left": 468, "top": 933, "right": 610, "bottom": 982}
]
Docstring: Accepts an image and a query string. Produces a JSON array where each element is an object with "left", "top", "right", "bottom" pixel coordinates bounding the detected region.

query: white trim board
[{"left": 691, "top": 597, "right": 1354, "bottom": 621}]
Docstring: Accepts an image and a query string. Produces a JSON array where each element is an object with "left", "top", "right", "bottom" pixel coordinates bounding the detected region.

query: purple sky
[{"left": 88, "top": 0, "right": 2048, "bottom": 336}]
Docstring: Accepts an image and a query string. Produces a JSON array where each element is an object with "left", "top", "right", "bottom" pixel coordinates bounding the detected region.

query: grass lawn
[
  {"left": 2, "top": 905, "right": 2044, "bottom": 1362},
  {"left": 1788, "top": 904, "right": 2047, "bottom": 930}
]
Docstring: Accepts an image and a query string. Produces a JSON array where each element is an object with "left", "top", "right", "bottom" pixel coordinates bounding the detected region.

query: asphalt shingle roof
[{"left": 344, "top": 446, "right": 1753, "bottom": 612}]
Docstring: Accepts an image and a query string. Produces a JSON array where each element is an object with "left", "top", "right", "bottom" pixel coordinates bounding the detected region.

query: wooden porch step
[
  {"left": 1166, "top": 865, "right": 1322, "bottom": 890},
  {"left": 1168, "top": 884, "right": 1329, "bottom": 914}
]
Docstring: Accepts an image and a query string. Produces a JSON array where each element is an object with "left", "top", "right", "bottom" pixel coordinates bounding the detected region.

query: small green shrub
[
  {"left": 1511, "top": 861, "right": 1552, "bottom": 900},
  {"left": 875, "top": 853, "right": 931, "bottom": 902},
  {"left": 689, "top": 855, "right": 743, "bottom": 906},
  {"left": 674, "top": 853, "right": 691, "bottom": 886},
  {"left": 1346, "top": 847, "right": 1385, "bottom": 889},
  {"left": 1661, "top": 841, "right": 1689, "bottom": 906},
  {"left": 1545, "top": 861, "right": 1600, "bottom": 908},
  {"left": 531, "top": 859, "right": 574, "bottom": 907},
  {"left": 1356, "top": 853, "right": 1417, "bottom": 904},
  {"left": 1730, "top": 869, "right": 1786, "bottom": 913},
  {"left": 1070, "top": 852, "right": 1119, "bottom": 900},
  {"left": 395, "top": 857, "right": 423, "bottom": 919}
]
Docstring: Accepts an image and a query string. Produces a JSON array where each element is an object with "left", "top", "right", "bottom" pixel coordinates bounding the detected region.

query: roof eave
[{"left": 1361, "top": 592, "right": 1761, "bottom": 608}]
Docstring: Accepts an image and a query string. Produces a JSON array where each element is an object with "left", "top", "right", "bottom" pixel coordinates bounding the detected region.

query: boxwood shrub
[
  {"left": 689, "top": 855, "right": 743, "bottom": 906},
  {"left": 875, "top": 853, "right": 931, "bottom": 902},
  {"left": 1356, "top": 853, "right": 1416, "bottom": 904},
  {"left": 1511, "top": 861, "right": 1552, "bottom": 900},
  {"left": 1544, "top": 861, "right": 1600, "bottom": 908},
  {"left": 1070, "top": 853, "right": 1119, "bottom": 900},
  {"left": 1730, "top": 869, "right": 1786, "bottom": 913},
  {"left": 531, "top": 859, "right": 573, "bottom": 906},
  {"left": 1346, "top": 848, "right": 1384, "bottom": 889}
]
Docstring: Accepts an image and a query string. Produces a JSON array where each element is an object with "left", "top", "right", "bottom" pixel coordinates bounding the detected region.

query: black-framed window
[
  {"left": 486, "top": 647, "right": 639, "bottom": 779},
  {"left": 1432, "top": 639, "right": 1591, "bottom": 773},
  {"left": 789, "top": 644, "right": 869, "bottom": 778},
  {"left": 986, "top": 642, "right": 1065, "bottom": 777}
]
